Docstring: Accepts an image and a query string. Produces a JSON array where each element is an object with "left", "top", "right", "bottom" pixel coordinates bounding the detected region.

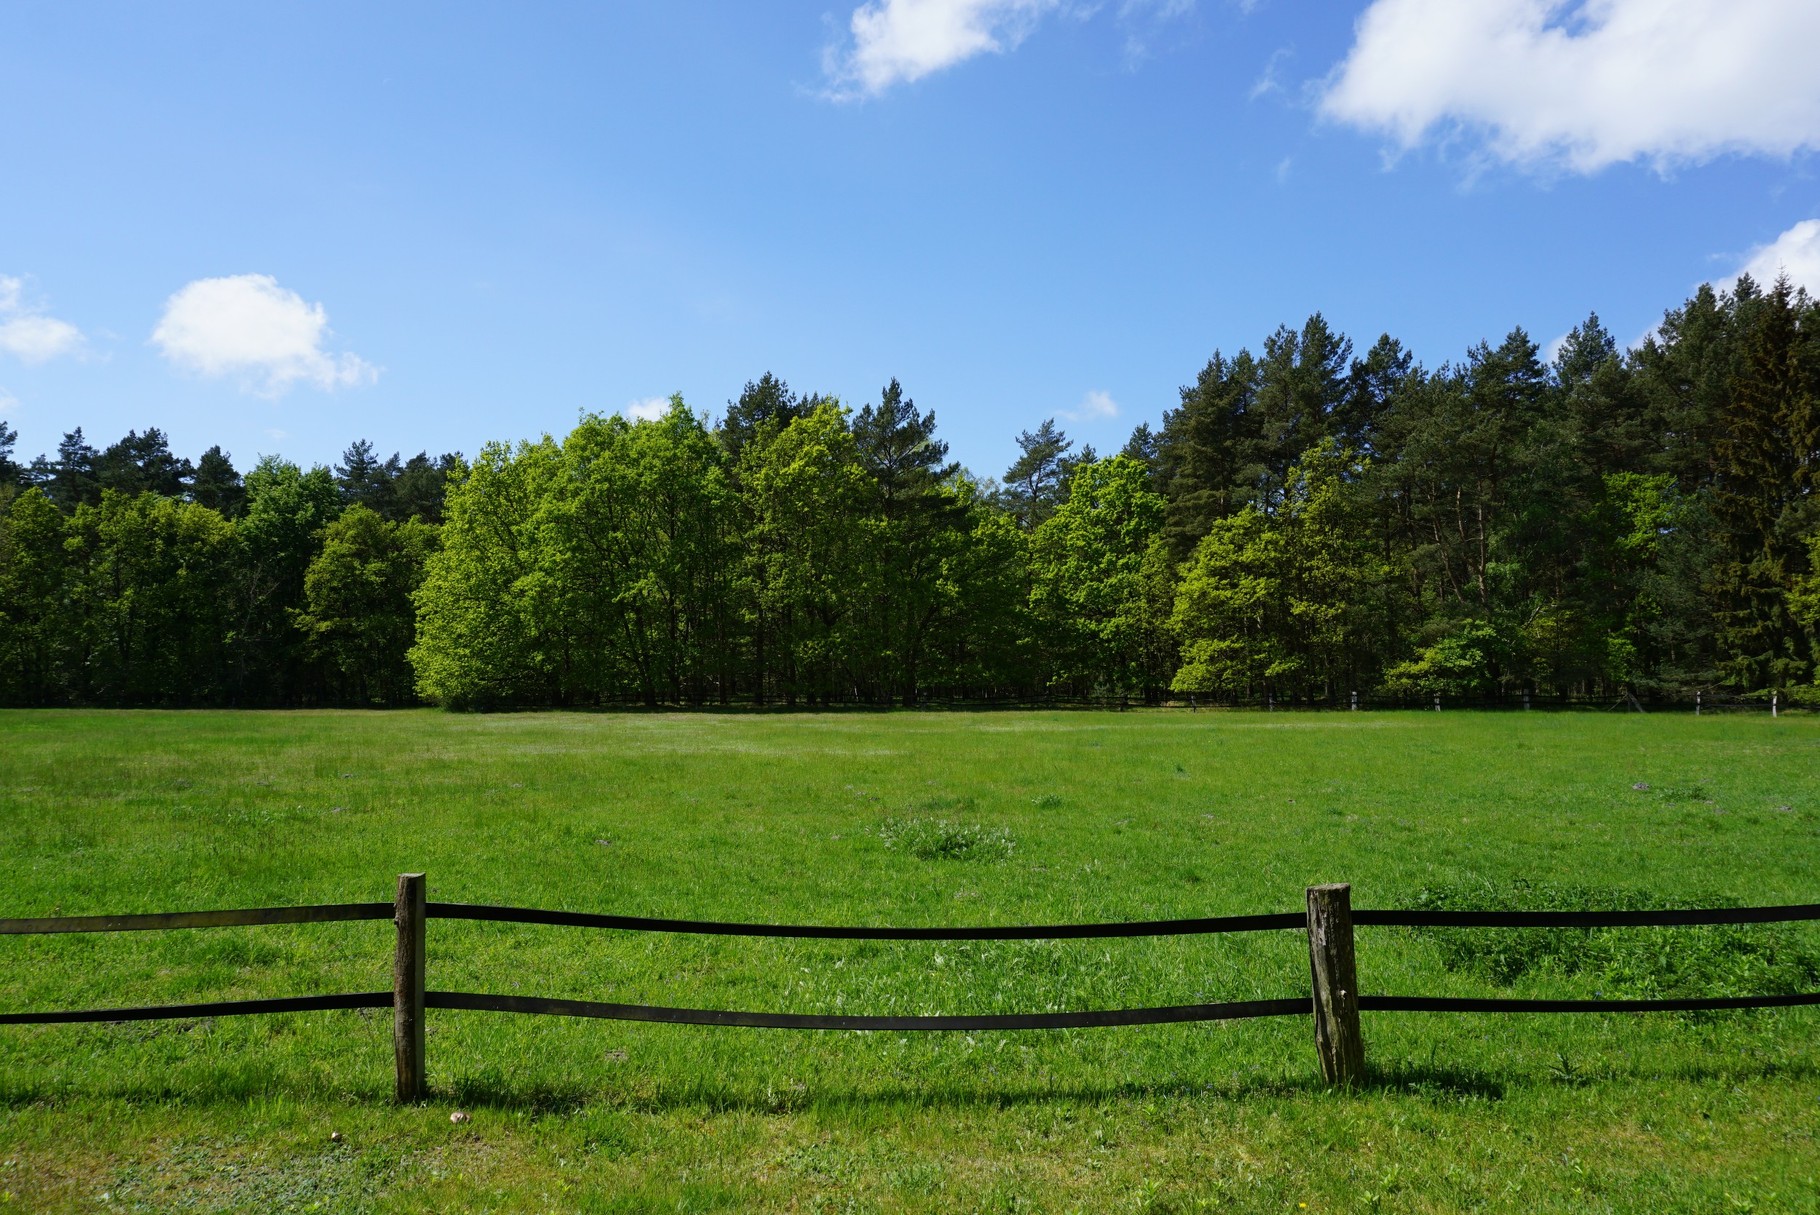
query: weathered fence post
[
  {"left": 1696, "top": 690, "right": 1702, "bottom": 716},
  {"left": 1433, "top": 692, "right": 1441, "bottom": 712},
  {"left": 1772, "top": 691, "right": 1779, "bottom": 718},
  {"left": 394, "top": 872, "right": 426, "bottom": 1102},
  {"left": 1350, "top": 690, "right": 1358, "bottom": 712},
  {"left": 1305, "top": 883, "right": 1365, "bottom": 1087}
]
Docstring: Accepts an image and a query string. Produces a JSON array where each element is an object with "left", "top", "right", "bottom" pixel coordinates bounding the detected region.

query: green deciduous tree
[
  {"left": 62, "top": 491, "right": 240, "bottom": 704},
  {"left": 1031, "top": 455, "right": 1172, "bottom": 698},
  {"left": 294, "top": 505, "right": 439, "bottom": 705},
  {"left": 0, "top": 488, "right": 71, "bottom": 704},
  {"left": 411, "top": 438, "right": 560, "bottom": 708},
  {"left": 738, "top": 400, "right": 871, "bottom": 704},
  {"left": 234, "top": 457, "right": 343, "bottom": 702},
  {"left": 1172, "top": 441, "right": 1387, "bottom": 700}
]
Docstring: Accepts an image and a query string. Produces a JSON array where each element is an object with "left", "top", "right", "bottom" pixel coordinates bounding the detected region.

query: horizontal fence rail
[
  {"left": 1361, "top": 993, "right": 1820, "bottom": 1015},
  {"left": 4, "top": 878, "right": 1818, "bottom": 1098},
  {"left": 427, "top": 902, "right": 1307, "bottom": 939},
  {"left": 0, "top": 993, "right": 391, "bottom": 1026},
  {"left": 1354, "top": 904, "right": 1820, "bottom": 929},
  {"left": 0, "top": 903, "right": 394, "bottom": 935},
  {"left": 426, "top": 992, "right": 1309, "bottom": 1031}
]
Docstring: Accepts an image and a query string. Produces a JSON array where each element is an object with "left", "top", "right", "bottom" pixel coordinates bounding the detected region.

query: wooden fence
[{"left": 5, "top": 876, "right": 1819, "bottom": 1099}]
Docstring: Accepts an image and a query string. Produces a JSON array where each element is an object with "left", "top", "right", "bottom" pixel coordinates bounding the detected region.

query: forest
[{"left": 0, "top": 275, "right": 1815, "bottom": 709}]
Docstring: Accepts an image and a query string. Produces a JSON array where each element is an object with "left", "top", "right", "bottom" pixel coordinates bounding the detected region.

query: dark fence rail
[
  {"left": 425, "top": 991, "right": 1310, "bottom": 1032},
  {"left": 1354, "top": 904, "right": 1820, "bottom": 928},
  {"left": 1361, "top": 993, "right": 1820, "bottom": 1014},
  {"left": 0, "top": 903, "right": 393, "bottom": 935},
  {"left": 4, "top": 879, "right": 1817, "bottom": 1097},
  {"left": 0, "top": 993, "right": 391, "bottom": 1026},
  {"left": 427, "top": 902, "right": 1308, "bottom": 939}
]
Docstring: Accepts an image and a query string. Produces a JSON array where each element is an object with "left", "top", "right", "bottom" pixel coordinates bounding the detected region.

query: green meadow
[{"left": 2, "top": 708, "right": 1818, "bottom": 1213}]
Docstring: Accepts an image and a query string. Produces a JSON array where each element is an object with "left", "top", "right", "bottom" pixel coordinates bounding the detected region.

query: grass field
[{"left": 2, "top": 707, "right": 1818, "bottom": 1213}]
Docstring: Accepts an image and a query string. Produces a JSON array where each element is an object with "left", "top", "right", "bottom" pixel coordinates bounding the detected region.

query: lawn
[{"left": 2, "top": 707, "right": 1818, "bottom": 1213}]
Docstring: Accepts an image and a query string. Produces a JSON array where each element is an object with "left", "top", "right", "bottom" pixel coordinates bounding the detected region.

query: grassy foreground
[{"left": 2, "top": 707, "right": 1818, "bottom": 1213}]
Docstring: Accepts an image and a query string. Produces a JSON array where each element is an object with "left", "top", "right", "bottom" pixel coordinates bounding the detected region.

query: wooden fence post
[
  {"left": 394, "top": 872, "right": 426, "bottom": 1102},
  {"left": 1306, "top": 883, "right": 1365, "bottom": 1087}
]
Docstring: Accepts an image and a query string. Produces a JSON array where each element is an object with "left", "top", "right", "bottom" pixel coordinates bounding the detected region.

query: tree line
[{"left": 0, "top": 274, "right": 1815, "bottom": 708}]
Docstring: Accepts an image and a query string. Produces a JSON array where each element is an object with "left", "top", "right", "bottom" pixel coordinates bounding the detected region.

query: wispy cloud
[
  {"left": 1117, "top": 0, "right": 1197, "bottom": 67},
  {"left": 0, "top": 387, "right": 18, "bottom": 412},
  {"left": 1248, "top": 46, "right": 1290, "bottom": 100},
  {"left": 152, "top": 274, "right": 377, "bottom": 397},
  {"left": 1062, "top": 389, "right": 1120, "bottom": 422},
  {"left": 1320, "top": 0, "right": 1820, "bottom": 173},
  {"left": 0, "top": 275, "right": 86, "bottom": 364}
]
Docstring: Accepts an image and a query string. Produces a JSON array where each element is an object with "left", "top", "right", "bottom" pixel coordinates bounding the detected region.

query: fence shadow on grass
[{"left": 10, "top": 1043, "right": 1820, "bottom": 1113}]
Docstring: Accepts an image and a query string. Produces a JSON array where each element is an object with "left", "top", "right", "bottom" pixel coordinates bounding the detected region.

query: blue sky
[{"left": 3, "top": 0, "right": 1817, "bottom": 480}]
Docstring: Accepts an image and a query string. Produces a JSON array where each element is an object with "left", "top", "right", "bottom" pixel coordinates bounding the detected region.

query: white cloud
[
  {"left": 821, "top": 0, "right": 1198, "bottom": 97},
  {"left": 623, "top": 396, "right": 671, "bottom": 422},
  {"left": 151, "top": 274, "right": 377, "bottom": 396},
  {"left": 1062, "top": 389, "right": 1120, "bottom": 422},
  {"left": 0, "top": 387, "right": 18, "bottom": 412},
  {"left": 0, "top": 275, "right": 86, "bottom": 364},
  {"left": 825, "top": 0, "right": 1061, "bottom": 98},
  {"left": 1320, "top": 0, "right": 1820, "bottom": 173},
  {"left": 1726, "top": 218, "right": 1820, "bottom": 297}
]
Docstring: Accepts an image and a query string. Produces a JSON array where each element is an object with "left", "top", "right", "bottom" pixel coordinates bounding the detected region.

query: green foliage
[
  {"left": 1000, "top": 418, "right": 1073, "bottom": 530},
  {"left": 0, "top": 489, "right": 70, "bottom": 704},
  {"left": 1381, "top": 621, "right": 1506, "bottom": 697},
  {"left": 738, "top": 400, "right": 873, "bottom": 704},
  {"left": 1030, "top": 455, "right": 1171, "bottom": 695},
  {"left": 547, "top": 400, "right": 739, "bottom": 705},
  {"left": 294, "top": 506, "right": 438, "bottom": 705},
  {"left": 409, "top": 438, "right": 556, "bottom": 708},
  {"left": 60, "top": 491, "right": 242, "bottom": 705},
  {"left": 1172, "top": 441, "right": 1386, "bottom": 698},
  {"left": 1703, "top": 278, "right": 1820, "bottom": 692},
  {"left": 6, "top": 277, "right": 1820, "bottom": 708},
  {"left": 1791, "top": 530, "right": 1820, "bottom": 641}
]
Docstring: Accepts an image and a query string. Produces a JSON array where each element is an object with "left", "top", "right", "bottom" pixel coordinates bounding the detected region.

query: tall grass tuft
[{"left": 876, "top": 816, "right": 1017, "bottom": 862}]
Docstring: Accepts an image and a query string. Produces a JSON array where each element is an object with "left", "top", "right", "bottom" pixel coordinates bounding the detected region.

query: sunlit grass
[{"left": 2, "top": 708, "right": 1818, "bottom": 1212}]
